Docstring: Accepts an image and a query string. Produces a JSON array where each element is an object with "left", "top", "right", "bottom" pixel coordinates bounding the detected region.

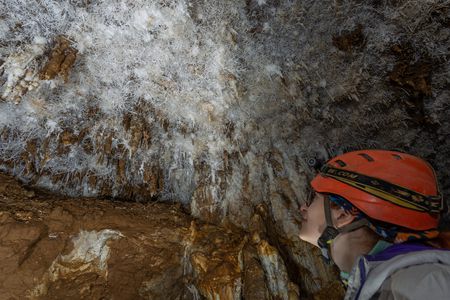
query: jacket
[{"left": 344, "top": 242, "right": 450, "bottom": 300}]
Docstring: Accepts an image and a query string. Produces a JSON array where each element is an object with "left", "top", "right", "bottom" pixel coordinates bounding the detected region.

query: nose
[
  {"left": 300, "top": 203, "right": 309, "bottom": 212},
  {"left": 299, "top": 203, "right": 308, "bottom": 222},
  {"left": 299, "top": 202, "right": 309, "bottom": 217}
]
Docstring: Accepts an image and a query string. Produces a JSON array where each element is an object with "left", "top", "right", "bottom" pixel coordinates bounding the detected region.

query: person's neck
[{"left": 330, "top": 229, "right": 379, "bottom": 273}]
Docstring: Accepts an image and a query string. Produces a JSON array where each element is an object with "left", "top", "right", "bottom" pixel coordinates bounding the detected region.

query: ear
[{"left": 331, "top": 207, "right": 357, "bottom": 228}]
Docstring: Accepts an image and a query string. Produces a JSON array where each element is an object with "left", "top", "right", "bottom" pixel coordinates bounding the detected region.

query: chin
[
  {"left": 299, "top": 231, "right": 319, "bottom": 247},
  {"left": 298, "top": 231, "right": 310, "bottom": 243}
]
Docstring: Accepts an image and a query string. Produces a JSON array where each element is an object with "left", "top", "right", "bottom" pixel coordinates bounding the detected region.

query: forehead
[
  {"left": 306, "top": 191, "right": 325, "bottom": 207},
  {"left": 313, "top": 192, "right": 325, "bottom": 201}
]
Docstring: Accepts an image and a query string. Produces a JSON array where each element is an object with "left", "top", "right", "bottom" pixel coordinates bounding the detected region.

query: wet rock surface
[{"left": 0, "top": 173, "right": 343, "bottom": 299}]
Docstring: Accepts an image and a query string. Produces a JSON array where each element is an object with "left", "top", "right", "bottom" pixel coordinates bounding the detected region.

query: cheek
[
  {"left": 299, "top": 204, "right": 326, "bottom": 244},
  {"left": 310, "top": 201, "right": 326, "bottom": 228},
  {"left": 301, "top": 218, "right": 324, "bottom": 235},
  {"left": 299, "top": 220, "right": 322, "bottom": 246}
]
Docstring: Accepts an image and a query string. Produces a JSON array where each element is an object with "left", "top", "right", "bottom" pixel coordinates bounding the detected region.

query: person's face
[{"left": 298, "top": 192, "right": 327, "bottom": 247}]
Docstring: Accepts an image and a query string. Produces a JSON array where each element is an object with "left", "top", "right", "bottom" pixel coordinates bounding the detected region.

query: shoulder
[
  {"left": 347, "top": 246, "right": 450, "bottom": 300},
  {"left": 377, "top": 262, "right": 450, "bottom": 299}
]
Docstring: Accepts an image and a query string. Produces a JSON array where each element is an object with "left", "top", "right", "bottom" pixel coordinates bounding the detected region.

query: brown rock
[
  {"left": 0, "top": 173, "right": 297, "bottom": 300},
  {"left": 389, "top": 61, "right": 432, "bottom": 96},
  {"left": 39, "top": 36, "right": 78, "bottom": 82},
  {"left": 59, "top": 129, "right": 78, "bottom": 146},
  {"left": 0, "top": 164, "right": 343, "bottom": 298},
  {"left": 242, "top": 244, "right": 270, "bottom": 299},
  {"left": 332, "top": 24, "right": 365, "bottom": 52},
  {"left": 116, "top": 159, "right": 126, "bottom": 183}
]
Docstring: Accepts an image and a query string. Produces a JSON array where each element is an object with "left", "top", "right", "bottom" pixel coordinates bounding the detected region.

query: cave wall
[
  {"left": 2, "top": 173, "right": 330, "bottom": 299},
  {"left": 1, "top": 0, "right": 449, "bottom": 296}
]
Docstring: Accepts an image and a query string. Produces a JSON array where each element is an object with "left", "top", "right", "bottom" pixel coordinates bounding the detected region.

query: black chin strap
[{"left": 317, "top": 196, "right": 369, "bottom": 264}]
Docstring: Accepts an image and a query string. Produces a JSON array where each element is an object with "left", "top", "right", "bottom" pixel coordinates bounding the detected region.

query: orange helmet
[{"left": 311, "top": 150, "right": 443, "bottom": 230}]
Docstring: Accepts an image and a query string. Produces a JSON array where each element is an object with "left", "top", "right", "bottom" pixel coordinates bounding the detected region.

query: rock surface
[
  {"left": 0, "top": 173, "right": 343, "bottom": 299},
  {"left": 1, "top": 1, "right": 449, "bottom": 298}
]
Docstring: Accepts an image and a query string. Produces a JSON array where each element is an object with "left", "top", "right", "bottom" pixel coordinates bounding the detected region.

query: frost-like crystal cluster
[{"left": 1, "top": 0, "right": 449, "bottom": 230}]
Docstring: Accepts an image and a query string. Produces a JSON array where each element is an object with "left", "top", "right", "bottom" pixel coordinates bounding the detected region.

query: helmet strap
[{"left": 317, "top": 195, "right": 369, "bottom": 264}]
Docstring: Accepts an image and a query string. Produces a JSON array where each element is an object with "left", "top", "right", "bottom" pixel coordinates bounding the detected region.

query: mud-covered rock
[{"left": 0, "top": 173, "right": 328, "bottom": 300}]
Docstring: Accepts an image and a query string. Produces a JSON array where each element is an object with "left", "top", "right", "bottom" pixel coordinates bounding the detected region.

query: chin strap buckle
[
  {"left": 318, "top": 226, "right": 340, "bottom": 247},
  {"left": 318, "top": 225, "right": 340, "bottom": 264}
]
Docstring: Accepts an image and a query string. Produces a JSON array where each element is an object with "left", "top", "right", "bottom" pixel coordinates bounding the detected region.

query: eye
[{"left": 305, "top": 186, "right": 315, "bottom": 207}]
